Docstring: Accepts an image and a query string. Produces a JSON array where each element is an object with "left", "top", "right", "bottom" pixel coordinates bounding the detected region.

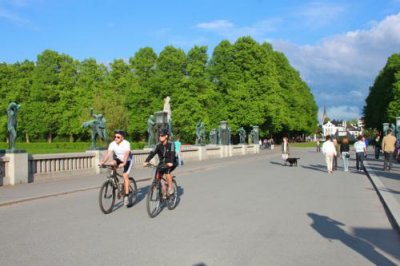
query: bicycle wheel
[
  {"left": 167, "top": 179, "right": 178, "bottom": 210},
  {"left": 99, "top": 180, "right": 115, "bottom": 214},
  {"left": 127, "top": 177, "right": 138, "bottom": 207},
  {"left": 146, "top": 182, "right": 161, "bottom": 218}
]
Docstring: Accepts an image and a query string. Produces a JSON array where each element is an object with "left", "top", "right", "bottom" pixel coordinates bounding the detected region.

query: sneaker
[{"left": 124, "top": 196, "right": 129, "bottom": 206}]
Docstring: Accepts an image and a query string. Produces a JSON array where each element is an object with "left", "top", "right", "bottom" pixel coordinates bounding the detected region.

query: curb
[{"left": 364, "top": 161, "right": 400, "bottom": 231}]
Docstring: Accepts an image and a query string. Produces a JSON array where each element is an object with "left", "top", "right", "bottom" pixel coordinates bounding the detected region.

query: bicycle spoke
[
  {"left": 146, "top": 183, "right": 161, "bottom": 218},
  {"left": 99, "top": 180, "right": 115, "bottom": 214}
]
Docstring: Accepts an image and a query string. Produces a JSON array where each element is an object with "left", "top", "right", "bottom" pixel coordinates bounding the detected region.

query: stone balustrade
[{"left": 0, "top": 144, "right": 259, "bottom": 186}]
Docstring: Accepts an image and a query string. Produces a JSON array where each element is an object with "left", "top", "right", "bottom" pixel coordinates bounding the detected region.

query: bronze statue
[
  {"left": 147, "top": 114, "right": 156, "bottom": 146},
  {"left": 7, "top": 102, "right": 21, "bottom": 150},
  {"left": 209, "top": 128, "right": 217, "bottom": 145},
  {"left": 82, "top": 108, "right": 108, "bottom": 149},
  {"left": 195, "top": 120, "right": 206, "bottom": 145},
  {"left": 238, "top": 127, "right": 246, "bottom": 144}
]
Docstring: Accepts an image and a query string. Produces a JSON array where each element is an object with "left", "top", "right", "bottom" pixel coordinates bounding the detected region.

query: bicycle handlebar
[
  {"left": 143, "top": 162, "right": 170, "bottom": 170},
  {"left": 98, "top": 163, "right": 117, "bottom": 169},
  {"left": 143, "top": 162, "right": 158, "bottom": 168}
]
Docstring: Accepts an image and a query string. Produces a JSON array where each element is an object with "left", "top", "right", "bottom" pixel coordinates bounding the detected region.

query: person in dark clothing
[
  {"left": 374, "top": 131, "right": 381, "bottom": 159},
  {"left": 340, "top": 137, "right": 350, "bottom": 172},
  {"left": 144, "top": 128, "right": 177, "bottom": 196}
]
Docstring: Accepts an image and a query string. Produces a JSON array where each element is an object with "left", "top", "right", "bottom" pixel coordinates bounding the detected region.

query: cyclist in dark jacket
[{"left": 144, "top": 128, "right": 177, "bottom": 196}]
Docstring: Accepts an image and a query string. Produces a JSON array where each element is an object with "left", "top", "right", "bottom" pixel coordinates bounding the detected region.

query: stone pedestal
[
  {"left": 6, "top": 150, "right": 28, "bottom": 185},
  {"left": 198, "top": 146, "right": 208, "bottom": 161},
  {"left": 88, "top": 149, "right": 107, "bottom": 174}
]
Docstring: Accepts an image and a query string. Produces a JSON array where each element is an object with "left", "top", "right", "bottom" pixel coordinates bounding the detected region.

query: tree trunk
[
  {"left": 47, "top": 133, "right": 52, "bottom": 143},
  {"left": 69, "top": 134, "right": 74, "bottom": 142},
  {"left": 25, "top": 132, "right": 30, "bottom": 143}
]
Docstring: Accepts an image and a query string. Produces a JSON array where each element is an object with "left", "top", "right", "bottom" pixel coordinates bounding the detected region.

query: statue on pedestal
[
  {"left": 209, "top": 128, "right": 217, "bottom": 145},
  {"left": 7, "top": 102, "right": 21, "bottom": 150},
  {"left": 147, "top": 114, "right": 156, "bottom": 146},
  {"left": 82, "top": 108, "right": 107, "bottom": 149},
  {"left": 238, "top": 127, "right": 246, "bottom": 144},
  {"left": 195, "top": 120, "right": 206, "bottom": 145}
]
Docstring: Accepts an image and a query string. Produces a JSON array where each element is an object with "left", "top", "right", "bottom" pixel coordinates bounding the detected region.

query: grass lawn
[
  {"left": 0, "top": 142, "right": 94, "bottom": 154},
  {"left": 0, "top": 142, "right": 146, "bottom": 154},
  {"left": 0, "top": 141, "right": 314, "bottom": 154},
  {"left": 290, "top": 142, "right": 317, "bottom": 148}
]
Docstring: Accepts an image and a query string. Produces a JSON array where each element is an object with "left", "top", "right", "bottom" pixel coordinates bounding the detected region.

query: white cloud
[
  {"left": 0, "top": 7, "right": 29, "bottom": 25},
  {"left": 295, "top": 2, "right": 346, "bottom": 29},
  {"left": 196, "top": 20, "right": 234, "bottom": 30},
  {"left": 196, "top": 18, "right": 282, "bottom": 41},
  {"left": 273, "top": 12, "right": 400, "bottom": 120}
]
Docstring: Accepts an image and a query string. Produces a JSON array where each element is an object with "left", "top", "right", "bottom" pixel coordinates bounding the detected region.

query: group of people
[
  {"left": 99, "top": 128, "right": 180, "bottom": 206},
  {"left": 320, "top": 129, "right": 398, "bottom": 173}
]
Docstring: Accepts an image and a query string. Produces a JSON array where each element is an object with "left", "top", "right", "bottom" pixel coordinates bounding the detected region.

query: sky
[{"left": 1, "top": 0, "right": 400, "bottom": 122}]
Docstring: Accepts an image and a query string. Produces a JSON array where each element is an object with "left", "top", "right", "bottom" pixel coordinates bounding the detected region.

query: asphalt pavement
[{"left": 0, "top": 147, "right": 399, "bottom": 265}]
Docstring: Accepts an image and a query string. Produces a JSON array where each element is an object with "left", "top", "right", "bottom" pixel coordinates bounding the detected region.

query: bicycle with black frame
[
  {"left": 98, "top": 164, "right": 138, "bottom": 214},
  {"left": 144, "top": 162, "right": 178, "bottom": 218}
]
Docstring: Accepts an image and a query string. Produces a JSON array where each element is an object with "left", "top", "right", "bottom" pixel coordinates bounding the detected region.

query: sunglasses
[{"left": 114, "top": 135, "right": 122, "bottom": 139}]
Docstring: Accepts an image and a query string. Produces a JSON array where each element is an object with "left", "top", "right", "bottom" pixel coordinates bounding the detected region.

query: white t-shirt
[
  {"left": 108, "top": 139, "right": 131, "bottom": 161},
  {"left": 354, "top": 140, "right": 366, "bottom": 153}
]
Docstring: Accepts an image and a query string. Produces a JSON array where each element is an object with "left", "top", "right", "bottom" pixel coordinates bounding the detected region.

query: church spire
[{"left": 322, "top": 105, "right": 327, "bottom": 124}]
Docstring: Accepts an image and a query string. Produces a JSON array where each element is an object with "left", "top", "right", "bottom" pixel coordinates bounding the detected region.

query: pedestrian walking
[
  {"left": 340, "top": 137, "right": 350, "bottom": 172},
  {"left": 354, "top": 135, "right": 367, "bottom": 171},
  {"left": 382, "top": 129, "right": 397, "bottom": 171},
  {"left": 321, "top": 135, "right": 336, "bottom": 174},
  {"left": 281, "top": 136, "right": 289, "bottom": 166},
  {"left": 374, "top": 131, "right": 381, "bottom": 159},
  {"left": 316, "top": 139, "right": 321, "bottom": 152},
  {"left": 174, "top": 136, "right": 182, "bottom": 166},
  {"left": 332, "top": 138, "right": 340, "bottom": 170}
]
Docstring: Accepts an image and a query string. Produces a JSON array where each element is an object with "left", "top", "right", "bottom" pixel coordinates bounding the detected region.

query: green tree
[
  {"left": 30, "top": 50, "right": 77, "bottom": 142},
  {"left": 128, "top": 47, "right": 158, "bottom": 140},
  {"left": 364, "top": 53, "right": 400, "bottom": 129}
]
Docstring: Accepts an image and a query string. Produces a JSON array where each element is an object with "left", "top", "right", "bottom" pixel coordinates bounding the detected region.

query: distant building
[{"left": 322, "top": 119, "right": 363, "bottom": 141}]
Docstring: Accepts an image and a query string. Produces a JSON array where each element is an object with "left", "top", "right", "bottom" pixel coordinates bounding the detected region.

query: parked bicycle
[
  {"left": 98, "top": 164, "right": 138, "bottom": 214},
  {"left": 145, "top": 163, "right": 178, "bottom": 218}
]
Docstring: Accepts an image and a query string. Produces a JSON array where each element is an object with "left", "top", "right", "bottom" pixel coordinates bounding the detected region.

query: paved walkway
[
  {"left": 363, "top": 154, "right": 400, "bottom": 229},
  {"left": 1, "top": 148, "right": 400, "bottom": 231},
  {"left": 0, "top": 153, "right": 277, "bottom": 206},
  {"left": 1, "top": 147, "right": 400, "bottom": 265}
]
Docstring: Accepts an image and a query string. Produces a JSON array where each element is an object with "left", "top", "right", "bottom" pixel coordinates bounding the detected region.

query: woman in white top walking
[{"left": 321, "top": 135, "right": 337, "bottom": 174}]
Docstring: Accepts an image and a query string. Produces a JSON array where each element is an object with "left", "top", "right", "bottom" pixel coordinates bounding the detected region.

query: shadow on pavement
[
  {"left": 308, "top": 213, "right": 397, "bottom": 265},
  {"left": 270, "top": 161, "right": 284, "bottom": 166},
  {"left": 301, "top": 164, "right": 327, "bottom": 173}
]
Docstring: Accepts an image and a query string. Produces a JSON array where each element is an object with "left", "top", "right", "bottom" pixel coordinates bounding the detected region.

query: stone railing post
[
  {"left": 198, "top": 146, "right": 208, "bottom": 161},
  {"left": 7, "top": 150, "right": 28, "bottom": 185},
  {"left": 88, "top": 149, "right": 107, "bottom": 174},
  {"left": 241, "top": 144, "right": 246, "bottom": 155},
  {"left": 228, "top": 145, "right": 233, "bottom": 157}
]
